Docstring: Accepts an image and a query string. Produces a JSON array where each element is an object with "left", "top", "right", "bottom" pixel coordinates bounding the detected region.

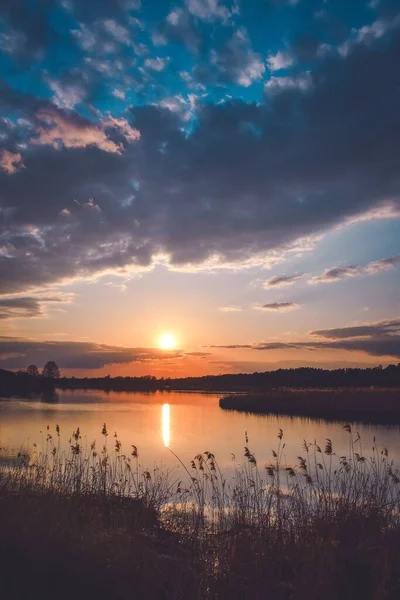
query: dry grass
[{"left": 1, "top": 423, "right": 400, "bottom": 599}]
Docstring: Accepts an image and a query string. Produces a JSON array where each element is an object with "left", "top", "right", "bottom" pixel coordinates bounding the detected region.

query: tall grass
[
  {"left": 1, "top": 423, "right": 175, "bottom": 512},
  {"left": 1, "top": 423, "right": 400, "bottom": 599}
]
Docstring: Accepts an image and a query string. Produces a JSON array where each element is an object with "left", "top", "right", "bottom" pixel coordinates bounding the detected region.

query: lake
[{"left": 1, "top": 389, "right": 400, "bottom": 476}]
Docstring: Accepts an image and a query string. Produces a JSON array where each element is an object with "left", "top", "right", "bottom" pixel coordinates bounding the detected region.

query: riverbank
[
  {"left": 220, "top": 387, "right": 400, "bottom": 424},
  {"left": 1, "top": 424, "right": 400, "bottom": 599},
  {"left": 55, "top": 364, "right": 400, "bottom": 392}
]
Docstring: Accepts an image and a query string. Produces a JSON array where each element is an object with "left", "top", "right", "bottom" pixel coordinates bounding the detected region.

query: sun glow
[
  {"left": 159, "top": 333, "right": 177, "bottom": 350},
  {"left": 162, "top": 403, "right": 170, "bottom": 447}
]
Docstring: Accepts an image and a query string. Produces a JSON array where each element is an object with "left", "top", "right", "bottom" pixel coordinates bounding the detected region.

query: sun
[{"left": 159, "top": 333, "right": 177, "bottom": 351}]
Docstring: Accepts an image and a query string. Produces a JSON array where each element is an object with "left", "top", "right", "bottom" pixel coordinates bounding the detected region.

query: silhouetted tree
[
  {"left": 42, "top": 361, "right": 60, "bottom": 379},
  {"left": 27, "top": 365, "right": 39, "bottom": 377}
]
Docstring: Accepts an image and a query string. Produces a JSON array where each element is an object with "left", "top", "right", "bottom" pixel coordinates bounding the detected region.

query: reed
[{"left": 1, "top": 423, "right": 400, "bottom": 599}]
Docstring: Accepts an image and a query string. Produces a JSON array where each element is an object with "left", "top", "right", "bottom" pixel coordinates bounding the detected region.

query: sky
[{"left": 0, "top": 0, "right": 400, "bottom": 377}]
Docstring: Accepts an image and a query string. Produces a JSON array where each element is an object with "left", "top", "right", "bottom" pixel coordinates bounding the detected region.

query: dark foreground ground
[
  {"left": 220, "top": 387, "right": 400, "bottom": 424},
  {"left": 1, "top": 488, "right": 400, "bottom": 600}
]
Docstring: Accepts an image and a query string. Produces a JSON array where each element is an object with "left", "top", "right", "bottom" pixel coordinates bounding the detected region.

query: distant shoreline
[
  {"left": 2, "top": 365, "right": 400, "bottom": 402},
  {"left": 219, "top": 387, "right": 400, "bottom": 425},
  {"left": 56, "top": 364, "right": 400, "bottom": 392}
]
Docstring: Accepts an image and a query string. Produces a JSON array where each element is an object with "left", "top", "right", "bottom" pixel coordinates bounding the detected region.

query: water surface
[{"left": 1, "top": 389, "right": 400, "bottom": 475}]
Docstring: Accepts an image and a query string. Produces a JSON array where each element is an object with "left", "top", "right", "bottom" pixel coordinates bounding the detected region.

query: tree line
[
  {"left": 3, "top": 363, "right": 400, "bottom": 394},
  {"left": 57, "top": 364, "right": 400, "bottom": 392},
  {"left": 24, "top": 361, "right": 61, "bottom": 379}
]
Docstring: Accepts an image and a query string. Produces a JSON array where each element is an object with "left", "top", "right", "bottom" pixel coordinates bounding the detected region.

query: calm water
[{"left": 1, "top": 389, "right": 400, "bottom": 475}]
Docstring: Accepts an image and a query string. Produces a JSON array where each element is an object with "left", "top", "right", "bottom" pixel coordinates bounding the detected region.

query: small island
[{"left": 219, "top": 387, "right": 400, "bottom": 424}]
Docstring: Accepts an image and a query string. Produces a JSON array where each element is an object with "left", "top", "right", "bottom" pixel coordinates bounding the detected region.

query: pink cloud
[
  {"left": 0, "top": 149, "right": 24, "bottom": 174},
  {"left": 32, "top": 107, "right": 140, "bottom": 154}
]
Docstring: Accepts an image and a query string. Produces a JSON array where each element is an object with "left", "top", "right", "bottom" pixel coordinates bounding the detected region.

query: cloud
[
  {"left": 161, "top": 8, "right": 202, "bottom": 53},
  {"left": 32, "top": 107, "right": 123, "bottom": 153},
  {"left": 209, "top": 318, "right": 400, "bottom": 360},
  {"left": 112, "top": 89, "right": 126, "bottom": 100},
  {"left": 343, "top": 202, "right": 400, "bottom": 225},
  {"left": 311, "top": 319, "right": 400, "bottom": 340},
  {"left": 157, "top": 93, "right": 203, "bottom": 122},
  {"left": 184, "top": 351, "right": 211, "bottom": 358},
  {"left": 1, "top": 26, "right": 400, "bottom": 294},
  {"left": 267, "top": 50, "right": 294, "bottom": 71},
  {"left": 265, "top": 73, "right": 312, "bottom": 92},
  {"left": 103, "top": 19, "right": 131, "bottom": 46},
  {"left": 0, "top": 337, "right": 183, "bottom": 370},
  {"left": 101, "top": 115, "right": 141, "bottom": 143},
  {"left": 309, "top": 265, "right": 361, "bottom": 284},
  {"left": 0, "top": 0, "right": 58, "bottom": 57},
  {"left": 0, "top": 150, "right": 24, "bottom": 174},
  {"left": 0, "top": 294, "right": 71, "bottom": 320},
  {"left": 339, "top": 14, "right": 400, "bottom": 56},
  {"left": 207, "top": 28, "right": 265, "bottom": 87},
  {"left": 263, "top": 273, "right": 304, "bottom": 288},
  {"left": 144, "top": 57, "right": 169, "bottom": 71},
  {"left": 185, "top": 0, "right": 234, "bottom": 23},
  {"left": 219, "top": 305, "right": 242, "bottom": 312},
  {"left": 256, "top": 302, "right": 299, "bottom": 311},
  {"left": 47, "top": 74, "right": 87, "bottom": 109},
  {"left": 309, "top": 254, "right": 400, "bottom": 284},
  {"left": 29, "top": 106, "right": 140, "bottom": 154},
  {"left": 364, "top": 254, "right": 400, "bottom": 274}
]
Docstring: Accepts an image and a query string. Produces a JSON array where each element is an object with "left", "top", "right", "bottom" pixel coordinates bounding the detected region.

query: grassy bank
[
  {"left": 220, "top": 387, "right": 400, "bottom": 424},
  {"left": 1, "top": 424, "right": 400, "bottom": 599}
]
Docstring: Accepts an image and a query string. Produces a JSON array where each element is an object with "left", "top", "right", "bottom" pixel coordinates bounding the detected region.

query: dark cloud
[
  {"left": 209, "top": 342, "right": 295, "bottom": 350},
  {"left": 311, "top": 337, "right": 400, "bottom": 359},
  {"left": 0, "top": 296, "right": 62, "bottom": 320},
  {"left": 291, "top": 34, "right": 322, "bottom": 62},
  {"left": 373, "top": 0, "right": 400, "bottom": 18},
  {"left": 209, "top": 319, "right": 400, "bottom": 359},
  {"left": 0, "top": 337, "right": 182, "bottom": 370},
  {"left": 258, "top": 302, "right": 299, "bottom": 311},
  {"left": 158, "top": 8, "right": 203, "bottom": 54},
  {"left": 1, "top": 26, "right": 400, "bottom": 293},
  {"left": 309, "top": 254, "right": 400, "bottom": 284},
  {"left": 312, "top": 319, "right": 400, "bottom": 340},
  {"left": 0, "top": 0, "right": 58, "bottom": 57},
  {"left": 263, "top": 273, "right": 304, "bottom": 288}
]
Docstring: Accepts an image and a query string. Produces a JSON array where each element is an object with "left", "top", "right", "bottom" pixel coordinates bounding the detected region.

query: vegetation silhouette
[
  {"left": 1, "top": 424, "right": 400, "bottom": 599},
  {"left": 55, "top": 364, "right": 400, "bottom": 392},
  {"left": 0, "top": 361, "right": 61, "bottom": 397},
  {"left": 2, "top": 363, "right": 400, "bottom": 422},
  {"left": 220, "top": 387, "right": 400, "bottom": 425},
  {"left": 26, "top": 364, "right": 39, "bottom": 377},
  {"left": 42, "top": 361, "right": 61, "bottom": 379}
]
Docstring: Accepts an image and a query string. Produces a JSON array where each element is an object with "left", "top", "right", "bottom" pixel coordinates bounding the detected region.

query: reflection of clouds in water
[{"left": 162, "top": 404, "right": 170, "bottom": 448}]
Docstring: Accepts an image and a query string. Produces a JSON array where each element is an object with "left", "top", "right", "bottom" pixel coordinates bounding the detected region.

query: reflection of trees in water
[
  {"left": 0, "top": 452, "right": 30, "bottom": 470},
  {"left": 41, "top": 390, "right": 60, "bottom": 404}
]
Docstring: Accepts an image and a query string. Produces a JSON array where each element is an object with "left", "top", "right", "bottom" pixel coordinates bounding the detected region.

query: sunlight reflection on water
[
  {"left": 1, "top": 390, "right": 400, "bottom": 478},
  {"left": 162, "top": 404, "right": 170, "bottom": 448}
]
